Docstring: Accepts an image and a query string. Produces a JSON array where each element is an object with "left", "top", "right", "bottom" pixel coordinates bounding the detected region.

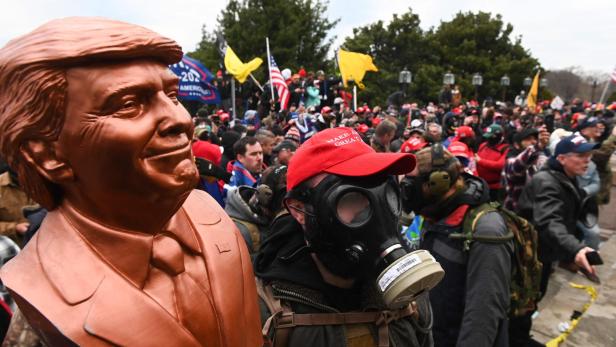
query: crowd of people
[
  {"left": 183, "top": 69, "right": 616, "bottom": 346},
  {"left": 2, "top": 64, "right": 616, "bottom": 347},
  {"left": 4, "top": 15, "right": 616, "bottom": 347}
]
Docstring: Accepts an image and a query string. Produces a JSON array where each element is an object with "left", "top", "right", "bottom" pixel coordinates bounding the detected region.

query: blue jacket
[{"left": 230, "top": 161, "right": 259, "bottom": 188}]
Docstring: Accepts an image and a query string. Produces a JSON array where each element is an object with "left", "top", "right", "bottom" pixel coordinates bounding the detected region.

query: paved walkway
[{"left": 531, "top": 229, "right": 616, "bottom": 346}]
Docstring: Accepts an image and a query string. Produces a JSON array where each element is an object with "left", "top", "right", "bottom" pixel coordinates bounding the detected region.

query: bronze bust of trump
[{"left": 0, "top": 17, "right": 261, "bottom": 346}]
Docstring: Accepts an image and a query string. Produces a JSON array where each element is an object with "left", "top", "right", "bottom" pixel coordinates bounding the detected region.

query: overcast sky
[{"left": 1, "top": 0, "right": 614, "bottom": 75}]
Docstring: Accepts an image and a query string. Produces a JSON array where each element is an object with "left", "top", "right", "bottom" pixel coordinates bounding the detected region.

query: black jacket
[
  {"left": 518, "top": 159, "right": 585, "bottom": 263},
  {"left": 255, "top": 214, "right": 433, "bottom": 347}
]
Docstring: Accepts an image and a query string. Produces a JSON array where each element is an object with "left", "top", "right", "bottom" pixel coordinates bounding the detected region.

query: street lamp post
[
  {"left": 399, "top": 67, "right": 412, "bottom": 99},
  {"left": 591, "top": 80, "right": 598, "bottom": 103},
  {"left": 443, "top": 72, "right": 455, "bottom": 86},
  {"left": 472, "top": 73, "right": 483, "bottom": 101},
  {"left": 500, "top": 75, "right": 510, "bottom": 102},
  {"left": 539, "top": 77, "right": 548, "bottom": 101},
  {"left": 523, "top": 77, "right": 532, "bottom": 88}
]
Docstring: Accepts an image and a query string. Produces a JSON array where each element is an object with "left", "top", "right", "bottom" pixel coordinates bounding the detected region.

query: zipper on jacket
[{"left": 271, "top": 285, "right": 340, "bottom": 313}]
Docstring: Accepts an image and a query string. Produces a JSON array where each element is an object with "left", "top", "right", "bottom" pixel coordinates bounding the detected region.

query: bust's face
[{"left": 56, "top": 59, "right": 198, "bottom": 214}]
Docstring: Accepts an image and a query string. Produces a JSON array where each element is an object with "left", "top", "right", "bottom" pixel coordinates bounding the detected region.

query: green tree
[
  {"left": 342, "top": 10, "right": 431, "bottom": 104},
  {"left": 342, "top": 9, "right": 539, "bottom": 105},
  {"left": 191, "top": 0, "right": 339, "bottom": 81},
  {"left": 429, "top": 11, "right": 538, "bottom": 103}
]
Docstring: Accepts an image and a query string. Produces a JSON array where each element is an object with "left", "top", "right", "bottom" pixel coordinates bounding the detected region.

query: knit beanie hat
[{"left": 285, "top": 126, "right": 301, "bottom": 143}]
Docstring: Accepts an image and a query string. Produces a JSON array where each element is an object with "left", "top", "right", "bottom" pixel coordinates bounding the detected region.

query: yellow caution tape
[{"left": 545, "top": 282, "right": 597, "bottom": 347}]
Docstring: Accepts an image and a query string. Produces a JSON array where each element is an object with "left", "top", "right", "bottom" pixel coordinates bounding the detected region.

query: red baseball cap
[
  {"left": 357, "top": 124, "right": 369, "bottom": 134},
  {"left": 192, "top": 140, "right": 222, "bottom": 166},
  {"left": 448, "top": 141, "right": 470, "bottom": 159},
  {"left": 455, "top": 125, "right": 475, "bottom": 139},
  {"left": 286, "top": 128, "right": 416, "bottom": 191},
  {"left": 372, "top": 117, "right": 382, "bottom": 126},
  {"left": 400, "top": 137, "right": 428, "bottom": 153}
]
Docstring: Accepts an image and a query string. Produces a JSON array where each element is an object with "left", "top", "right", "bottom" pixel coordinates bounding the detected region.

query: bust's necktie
[{"left": 151, "top": 234, "right": 220, "bottom": 346}]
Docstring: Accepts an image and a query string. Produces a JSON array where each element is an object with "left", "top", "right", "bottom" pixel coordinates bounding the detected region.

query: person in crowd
[
  {"left": 0, "top": 167, "right": 36, "bottom": 245},
  {"left": 503, "top": 127, "right": 549, "bottom": 212},
  {"left": 517, "top": 134, "right": 600, "bottom": 346},
  {"left": 271, "top": 140, "right": 297, "bottom": 166},
  {"left": 288, "top": 74, "right": 304, "bottom": 107},
  {"left": 229, "top": 136, "right": 264, "bottom": 187},
  {"left": 192, "top": 138, "right": 229, "bottom": 207},
  {"left": 371, "top": 119, "right": 397, "bottom": 152},
  {"left": 284, "top": 125, "right": 302, "bottom": 147},
  {"left": 426, "top": 122, "right": 443, "bottom": 144},
  {"left": 256, "top": 129, "right": 276, "bottom": 166},
  {"left": 225, "top": 184, "right": 272, "bottom": 258},
  {"left": 220, "top": 130, "right": 242, "bottom": 171},
  {"left": 592, "top": 124, "right": 616, "bottom": 205},
  {"left": 255, "top": 128, "right": 436, "bottom": 347},
  {"left": 476, "top": 124, "right": 509, "bottom": 201},
  {"left": 304, "top": 79, "right": 321, "bottom": 109},
  {"left": 401, "top": 144, "right": 512, "bottom": 346},
  {"left": 447, "top": 126, "right": 477, "bottom": 174}
]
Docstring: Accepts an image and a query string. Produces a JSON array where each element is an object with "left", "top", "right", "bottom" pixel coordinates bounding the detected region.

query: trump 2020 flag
[{"left": 169, "top": 55, "right": 220, "bottom": 104}]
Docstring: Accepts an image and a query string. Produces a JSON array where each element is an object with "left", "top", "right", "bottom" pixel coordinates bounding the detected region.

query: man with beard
[
  {"left": 400, "top": 144, "right": 512, "bottom": 346},
  {"left": 254, "top": 128, "right": 442, "bottom": 347}
]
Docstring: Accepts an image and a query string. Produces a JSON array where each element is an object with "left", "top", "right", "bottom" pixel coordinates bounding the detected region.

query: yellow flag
[
  {"left": 224, "top": 45, "right": 263, "bottom": 83},
  {"left": 337, "top": 49, "right": 378, "bottom": 89},
  {"left": 526, "top": 71, "right": 540, "bottom": 110}
]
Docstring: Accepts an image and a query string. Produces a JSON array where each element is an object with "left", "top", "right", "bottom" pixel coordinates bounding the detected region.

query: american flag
[{"left": 269, "top": 55, "right": 290, "bottom": 110}]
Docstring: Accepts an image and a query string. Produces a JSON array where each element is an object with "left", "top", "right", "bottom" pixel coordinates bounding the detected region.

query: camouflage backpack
[{"left": 450, "top": 201, "right": 543, "bottom": 317}]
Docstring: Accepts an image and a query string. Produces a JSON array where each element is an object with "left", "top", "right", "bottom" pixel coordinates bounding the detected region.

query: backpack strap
[
  {"left": 256, "top": 278, "right": 292, "bottom": 347},
  {"left": 256, "top": 278, "right": 416, "bottom": 347},
  {"left": 449, "top": 201, "right": 514, "bottom": 250}
]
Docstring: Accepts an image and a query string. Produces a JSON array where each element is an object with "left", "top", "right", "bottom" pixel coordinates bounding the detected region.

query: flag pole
[
  {"left": 353, "top": 84, "right": 357, "bottom": 111},
  {"left": 230, "top": 77, "right": 237, "bottom": 120},
  {"left": 265, "top": 37, "right": 276, "bottom": 106},
  {"left": 249, "top": 73, "right": 264, "bottom": 92},
  {"left": 598, "top": 79, "right": 612, "bottom": 105}
]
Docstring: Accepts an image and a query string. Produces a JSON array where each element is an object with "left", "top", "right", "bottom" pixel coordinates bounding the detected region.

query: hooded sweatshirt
[{"left": 224, "top": 186, "right": 270, "bottom": 255}]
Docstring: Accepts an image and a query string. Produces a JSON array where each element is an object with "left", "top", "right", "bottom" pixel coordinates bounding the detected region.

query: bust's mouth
[{"left": 143, "top": 142, "right": 191, "bottom": 161}]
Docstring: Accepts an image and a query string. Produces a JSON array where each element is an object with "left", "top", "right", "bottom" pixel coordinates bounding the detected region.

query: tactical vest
[{"left": 257, "top": 279, "right": 417, "bottom": 347}]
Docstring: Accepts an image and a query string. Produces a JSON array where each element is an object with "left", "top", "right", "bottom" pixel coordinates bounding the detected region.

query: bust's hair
[{"left": 0, "top": 17, "right": 183, "bottom": 209}]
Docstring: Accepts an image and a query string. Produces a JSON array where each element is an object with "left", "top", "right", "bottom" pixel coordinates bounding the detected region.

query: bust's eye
[{"left": 167, "top": 90, "right": 179, "bottom": 104}]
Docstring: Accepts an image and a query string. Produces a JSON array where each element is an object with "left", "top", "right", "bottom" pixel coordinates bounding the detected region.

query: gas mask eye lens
[{"left": 336, "top": 191, "right": 371, "bottom": 226}]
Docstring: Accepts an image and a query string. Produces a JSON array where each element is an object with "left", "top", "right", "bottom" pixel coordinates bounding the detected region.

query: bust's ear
[{"left": 19, "top": 140, "right": 74, "bottom": 184}]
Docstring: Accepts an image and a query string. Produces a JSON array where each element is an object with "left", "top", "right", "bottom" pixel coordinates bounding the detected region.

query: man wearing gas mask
[
  {"left": 400, "top": 144, "right": 513, "bottom": 347},
  {"left": 254, "top": 128, "right": 444, "bottom": 347}
]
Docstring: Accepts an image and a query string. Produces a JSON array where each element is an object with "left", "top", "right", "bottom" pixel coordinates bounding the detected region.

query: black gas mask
[{"left": 289, "top": 174, "right": 444, "bottom": 308}]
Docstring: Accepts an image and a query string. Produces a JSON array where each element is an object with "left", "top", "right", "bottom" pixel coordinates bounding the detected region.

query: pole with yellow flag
[
  {"left": 526, "top": 71, "right": 540, "bottom": 111},
  {"left": 336, "top": 49, "right": 378, "bottom": 111}
]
